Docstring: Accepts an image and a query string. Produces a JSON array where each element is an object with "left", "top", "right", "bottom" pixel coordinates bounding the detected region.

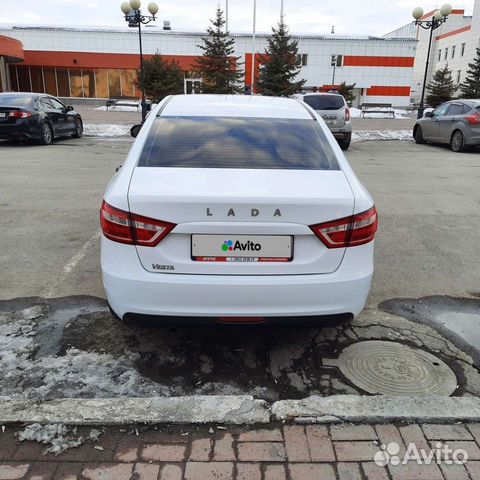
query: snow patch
[
  {"left": 83, "top": 124, "right": 131, "bottom": 137},
  {"left": 0, "top": 308, "right": 167, "bottom": 400},
  {"left": 352, "top": 130, "right": 413, "bottom": 142},
  {"left": 18, "top": 423, "right": 104, "bottom": 455}
]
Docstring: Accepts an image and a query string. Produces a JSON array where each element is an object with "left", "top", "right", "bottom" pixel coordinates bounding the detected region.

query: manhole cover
[{"left": 323, "top": 340, "right": 457, "bottom": 396}]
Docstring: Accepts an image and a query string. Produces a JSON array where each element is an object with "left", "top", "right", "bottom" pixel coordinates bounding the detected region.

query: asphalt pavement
[
  {"left": 1, "top": 135, "right": 480, "bottom": 402},
  {"left": 1, "top": 136, "right": 478, "bottom": 306}
]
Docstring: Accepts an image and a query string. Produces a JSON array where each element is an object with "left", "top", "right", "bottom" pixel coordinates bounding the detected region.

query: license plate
[
  {"left": 0, "top": 113, "right": 6, "bottom": 118},
  {"left": 192, "top": 235, "right": 293, "bottom": 262}
]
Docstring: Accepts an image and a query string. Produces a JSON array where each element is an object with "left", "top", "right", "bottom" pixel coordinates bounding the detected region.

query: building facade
[
  {"left": 0, "top": 24, "right": 416, "bottom": 107},
  {"left": 388, "top": 0, "right": 480, "bottom": 103},
  {"left": 0, "top": 34, "right": 24, "bottom": 92}
]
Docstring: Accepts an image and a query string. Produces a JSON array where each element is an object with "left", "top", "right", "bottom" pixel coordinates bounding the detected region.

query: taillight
[
  {"left": 9, "top": 110, "right": 32, "bottom": 119},
  {"left": 310, "top": 206, "right": 378, "bottom": 248},
  {"left": 345, "top": 107, "right": 351, "bottom": 122},
  {"left": 466, "top": 113, "right": 480, "bottom": 125},
  {"left": 100, "top": 201, "right": 175, "bottom": 247}
]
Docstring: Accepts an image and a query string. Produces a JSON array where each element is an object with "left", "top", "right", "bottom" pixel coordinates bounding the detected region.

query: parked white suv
[
  {"left": 298, "top": 93, "right": 352, "bottom": 150},
  {"left": 100, "top": 95, "right": 377, "bottom": 325}
]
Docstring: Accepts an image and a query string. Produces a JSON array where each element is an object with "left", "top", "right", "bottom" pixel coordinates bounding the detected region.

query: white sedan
[{"left": 100, "top": 95, "right": 377, "bottom": 324}]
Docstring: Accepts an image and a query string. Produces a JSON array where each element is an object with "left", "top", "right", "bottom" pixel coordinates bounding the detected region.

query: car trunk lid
[{"left": 127, "top": 167, "right": 355, "bottom": 275}]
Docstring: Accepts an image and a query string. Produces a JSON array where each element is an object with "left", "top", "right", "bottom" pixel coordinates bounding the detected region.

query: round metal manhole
[{"left": 323, "top": 340, "right": 458, "bottom": 396}]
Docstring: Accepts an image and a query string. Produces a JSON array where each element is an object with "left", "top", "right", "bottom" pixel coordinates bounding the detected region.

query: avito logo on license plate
[{"left": 192, "top": 235, "right": 293, "bottom": 262}]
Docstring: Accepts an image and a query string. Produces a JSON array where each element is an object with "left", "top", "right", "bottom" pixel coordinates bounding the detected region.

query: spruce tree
[
  {"left": 136, "top": 53, "right": 184, "bottom": 102},
  {"left": 195, "top": 8, "right": 243, "bottom": 94},
  {"left": 460, "top": 47, "right": 480, "bottom": 98},
  {"left": 337, "top": 82, "right": 356, "bottom": 106},
  {"left": 425, "top": 65, "right": 456, "bottom": 107},
  {"left": 257, "top": 21, "right": 305, "bottom": 96}
]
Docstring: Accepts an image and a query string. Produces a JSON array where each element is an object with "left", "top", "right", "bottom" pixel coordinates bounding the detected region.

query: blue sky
[{"left": 2, "top": 0, "right": 476, "bottom": 35}]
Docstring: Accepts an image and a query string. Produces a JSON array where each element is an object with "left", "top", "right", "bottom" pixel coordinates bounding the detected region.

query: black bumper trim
[{"left": 121, "top": 312, "right": 354, "bottom": 326}]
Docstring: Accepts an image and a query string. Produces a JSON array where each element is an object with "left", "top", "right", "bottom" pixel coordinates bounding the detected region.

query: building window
[
  {"left": 56, "top": 68, "right": 70, "bottom": 97},
  {"left": 95, "top": 69, "right": 109, "bottom": 98},
  {"left": 457, "top": 70, "right": 462, "bottom": 83},
  {"left": 461, "top": 43, "right": 466, "bottom": 56},
  {"left": 451, "top": 45, "right": 456, "bottom": 59},
  {"left": 9, "top": 66, "right": 19, "bottom": 91},
  {"left": 438, "top": 49, "right": 442, "bottom": 61},
  {"left": 331, "top": 55, "right": 343, "bottom": 67},
  {"left": 43, "top": 69, "right": 57, "bottom": 96},
  {"left": 296, "top": 54, "right": 308, "bottom": 67},
  {"left": 120, "top": 70, "right": 136, "bottom": 97},
  {"left": 17, "top": 66, "right": 31, "bottom": 92},
  {"left": 69, "top": 68, "right": 84, "bottom": 97},
  {"left": 444, "top": 48, "right": 449, "bottom": 60},
  {"left": 108, "top": 69, "right": 122, "bottom": 97},
  {"left": 30, "top": 67, "right": 44, "bottom": 93}
]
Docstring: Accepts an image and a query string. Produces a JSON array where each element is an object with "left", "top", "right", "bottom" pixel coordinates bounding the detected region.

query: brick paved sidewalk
[{"left": 1, "top": 422, "right": 480, "bottom": 480}]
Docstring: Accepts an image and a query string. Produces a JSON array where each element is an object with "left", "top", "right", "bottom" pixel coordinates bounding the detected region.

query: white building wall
[{"left": 0, "top": 25, "right": 416, "bottom": 106}]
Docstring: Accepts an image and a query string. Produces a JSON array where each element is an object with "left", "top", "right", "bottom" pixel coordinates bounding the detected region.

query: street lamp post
[
  {"left": 412, "top": 4, "right": 453, "bottom": 119},
  {"left": 120, "top": 0, "right": 159, "bottom": 123}
]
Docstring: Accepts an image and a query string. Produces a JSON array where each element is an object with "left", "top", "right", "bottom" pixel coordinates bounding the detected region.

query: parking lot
[{"left": 1, "top": 135, "right": 480, "bottom": 401}]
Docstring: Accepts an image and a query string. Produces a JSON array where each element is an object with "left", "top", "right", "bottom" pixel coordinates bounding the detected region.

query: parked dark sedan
[
  {"left": 0, "top": 92, "right": 83, "bottom": 145},
  {"left": 414, "top": 99, "right": 480, "bottom": 152}
]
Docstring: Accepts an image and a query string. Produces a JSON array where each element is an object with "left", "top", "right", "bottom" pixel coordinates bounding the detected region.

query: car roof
[{"left": 160, "top": 94, "right": 313, "bottom": 119}]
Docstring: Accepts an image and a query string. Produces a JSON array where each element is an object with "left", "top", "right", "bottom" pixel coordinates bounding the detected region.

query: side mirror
[
  {"left": 66, "top": 105, "right": 74, "bottom": 112},
  {"left": 131, "top": 124, "right": 142, "bottom": 138},
  {"left": 424, "top": 111, "right": 433, "bottom": 118}
]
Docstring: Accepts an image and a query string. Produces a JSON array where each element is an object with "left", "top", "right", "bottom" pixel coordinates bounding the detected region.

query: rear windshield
[
  {"left": 303, "top": 95, "right": 345, "bottom": 111},
  {"left": 138, "top": 116, "right": 339, "bottom": 170},
  {"left": 0, "top": 95, "right": 34, "bottom": 107}
]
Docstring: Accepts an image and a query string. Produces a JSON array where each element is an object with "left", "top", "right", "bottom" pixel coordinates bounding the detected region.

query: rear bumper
[
  {"left": 331, "top": 129, "right": 352, "bottom": 142},
  {"left": 101, "top": 237, "right": 374, "bottom": 321},
  {"left": 0, "top": 121, "right": 38, "bottom": 139},
  {"left": 465, "top": 132, "right": 480, "bottom": 146}
]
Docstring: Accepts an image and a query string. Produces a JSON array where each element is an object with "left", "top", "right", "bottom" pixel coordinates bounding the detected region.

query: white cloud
[{"left": 0, "top": 0, "right": 476, "bottom": 35}]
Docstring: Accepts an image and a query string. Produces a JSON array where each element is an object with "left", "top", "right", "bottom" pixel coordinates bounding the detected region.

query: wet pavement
[{"left": 1, "top": 295, "right": 479, "bottom": 403}]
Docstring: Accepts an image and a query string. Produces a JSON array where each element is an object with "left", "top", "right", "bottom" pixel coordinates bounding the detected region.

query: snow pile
[
  {"left": 0, "top": 306, "right": 166, "bottom": 400},
  {"left": 350, "top": 107, "right": 410, "bottom": 119},
  {"left": 18, "top": 424, "right": 103, "bottom": 455},
  {"left": 83, "top": 124, "right": 131, "bottom": 137},
  {"left": 352, "top": 130, "right": 413, "bottom": 142}
]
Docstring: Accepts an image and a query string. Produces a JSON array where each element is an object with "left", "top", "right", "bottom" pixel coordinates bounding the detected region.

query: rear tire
[
  {"left": 339, "top": 132, "right": 351, "bottom": 150},
  {"left": 39, "top": 122, "right": 53, "bottom": 145},
  {"left": 71, "top": 117, "right": 83, "bottom": 138},
  {"left": 414, "top": 126, "right": 425, "bottom": 144},
  {"left": 450, "top": 130, "right": 465, "bottom": 152}
]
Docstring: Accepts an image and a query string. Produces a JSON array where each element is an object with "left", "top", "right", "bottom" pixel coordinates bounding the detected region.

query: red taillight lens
[
  {"left": 130, "top": 212, "right": 176, "bottom": 246},
  {"left": 466, "top": 113, "right": 480, "bottom": 125},
  {"left": 310, "top": 206, "right": 378, "bottom": 248},
  {"left": 9, "top": 110, "right": 32, "bottom": 119},
  {"left": 100, "top": 201, "right": 134, "bottom": 245},
  {"left": 345, "top": 107, "right": 351, "bottom": 122},
  {"left": 100, "top": 201, "right": 175, "bottom": 247}
]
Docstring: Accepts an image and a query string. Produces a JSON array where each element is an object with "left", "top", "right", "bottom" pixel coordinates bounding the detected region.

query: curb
[
  {"left": 0, "top": 396, "right": 270, "bottom": 425},
  {"left": 2, "top": 395, "right": 480, "bottom": 425},
  {"left": 272, "top": 395, "right": 480, "bottom": 424}
]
